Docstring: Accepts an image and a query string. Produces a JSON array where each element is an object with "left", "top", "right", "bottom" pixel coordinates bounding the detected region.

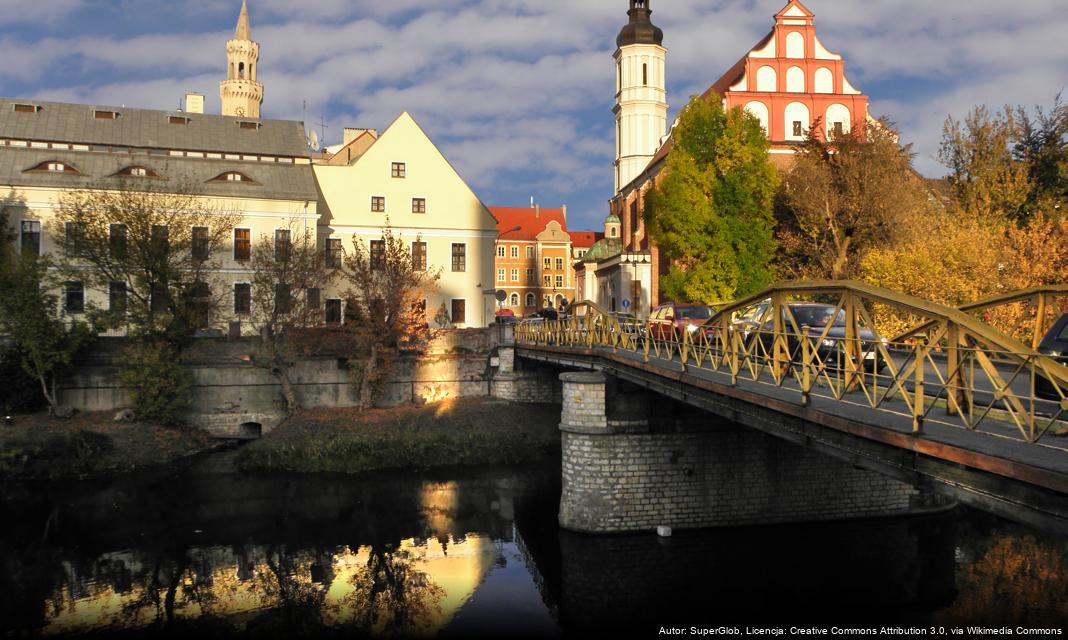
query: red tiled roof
[
  {"left": 569, "top": 231, "right": 603, "bottom": 249},
  {"left": 490, "top": 206, "right": 567, "bottom": 241}
]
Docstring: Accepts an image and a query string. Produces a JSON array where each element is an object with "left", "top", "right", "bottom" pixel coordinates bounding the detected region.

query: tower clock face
[{"left": 235, "top": 107, "right": 245, "bottom": 116}]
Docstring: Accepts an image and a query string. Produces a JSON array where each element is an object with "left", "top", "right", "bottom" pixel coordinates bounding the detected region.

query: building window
[
  {"left": 412, "top": 241, "right": 427, "bottom": 272},
  {"left": 412, "top": 198, "right": 426, "bottom": 213},
  {"left": 64, "top": 221, "right": 85, "bottom": 256},
  {"left": 526, "top": 268, "right": 534, "bottom": 282},
  {"left": 326, "top": 238, "right": 343, "bottom": 268},
  {"left": 233, "top": 283, "right": 251, "bottom": 315},
  {"left": 509, "top": 293, "right": 519, "bottom": 306},
  {"left": 94, "top": 110, "right": 119, "bottom": 120},
  {"left": 391, "top": 162, "right": 406, "bottom": 178},
  {"left": 526, "top": 246, "right": 534, "bottom": 259},
  {"left": 510, "top": 246, "right": 519, "bottom": 258},
  {"left": 525, "top": 293, "right": 536, "bottom": 307},
  {"left": 451, "top": 299, "right": 466, "bottom": 325},
  {"left": 555, "top": 257, "right": 564, "bottom": 270},
  {"left": 793, "top": 121, "right": 803, "bottom": 138},
  {"left": 577, "top": 249, "right": 586, "bottom": 258},
  {"left": 150, "top": 282, "right": 168, "bottom": 314},
  {"left": 49, "top": 162, "right": 66, "bottom": 173},
  {"left": 371, "top": 196, "right": 386, "bottom": 212},
  {"left": 109, "top": 281, "right": 126, "bottom": 315},
  {"left": 234, "top": 228, "right": 251, "bottom": 261},
  {"left": 152, "top": 225, "right": 169, "bottom": 256},
  {"left": 555, "top": 275, "right": 564, "bottom": 288},
  {"left": 109, "top": 224, "right": 127, "bottom": 258},
  {"left": 543, "top": 257, "right": 551, "bottom": 269},
  {"left": 169, "top": 116, "right": 191, "bottom": 125},
  {"left": 130, "top": 167, "right": 147, "bottom": 177},
  {"left": 192, "top": 226, "right": 210, "bottom": 261},
  {"left": 369, "top": 240, "right": 385, "bottom": 271},
  {"left": 211, "top": 171, "right": 254, "bottom": 183},
  {"left": 306, "top": 287, "right": 321, "bottom": 311},
  {"left": 65, "top": 282, "right": 84, "bottom": 314},
  {"left": 832, "top": 122, "right": 845, "bottom": 138},
  {"left": 274, "top": 283, "right": 292, "bottom": 314},
  {"left": 642, "top": 63, "right": 648, "bottom": 86},
  {"left": 497, "top": 245, "right": 506, "bottom": 258},
  {"left": 543, "top": 275, "right": 551, "bottom": 286},
  {"left": 13, "top": 103, "right": 40, "bottom": 113},
  {"left": 451, "top": 243, "right": 466, "bottom": 272},
  {"left": 511, "top": 268, "right": 519, "bottom": 282},
  {"left": 275, "top": 228, "right": 291, "bottom": 261},
  {"left": 20, "top": 220, "right": 40, "bottom": 256},
  {"left": 497, "top": 268, "right": 506, "bottom": 282},
  {"left": 325, "top": 299, "right": 342, "bottom": 324}
]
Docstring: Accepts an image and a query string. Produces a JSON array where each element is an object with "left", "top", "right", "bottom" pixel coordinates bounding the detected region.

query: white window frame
[
  {"left": 526, "top": 246, "right": 535, "bottom": 259},
  {"left": 510, "top": 268, "right": 519, "bottom": 282},
  {"left": 497, "top": 245, "right": 506, "bottom": 258},
  {"left": 450, "top": 298, "right": 467, "bottom": 325},
  {"left": 510, "top": 245, "right": 519, "bottom": 258},
  {"left": 498, "top": 268, "right": 506, "bottom": 282}
]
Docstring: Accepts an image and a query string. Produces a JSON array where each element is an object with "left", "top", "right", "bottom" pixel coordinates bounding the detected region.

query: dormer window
[
  {"left": 94, "top": 110, "right": 120, "bottom": 120},
  {"left": 13, "top": 103, "right": 41, "bottom": 113},
  {"left": 211, "top": 171, "right": 256, "bottom": 184},
  {"left": 115, "top": 165, "right": 160, "bottom": 178},
  {"left": 237, "top": 121, "right": 261, "bottom": 130},
  {"left": 26, "top": 160, "right": 79, "bottom": 174},
  {"left": 169, "top": 116, "right": 191, "bottom": 125},
  {"left": 130, "top": 167, "right": 147, "bottom": 177}
]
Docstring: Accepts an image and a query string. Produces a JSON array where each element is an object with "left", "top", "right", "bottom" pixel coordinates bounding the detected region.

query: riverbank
[
  {"left": 236, "top": 398, "right": 562, "bottom": 474},
  {"left": 0, "top": 412, "right": 216, "bottom": 480}
]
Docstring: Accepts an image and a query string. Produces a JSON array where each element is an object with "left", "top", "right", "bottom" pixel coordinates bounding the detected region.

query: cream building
[{"left": 314, "top": 112, "right": 499, "bottom": 328}]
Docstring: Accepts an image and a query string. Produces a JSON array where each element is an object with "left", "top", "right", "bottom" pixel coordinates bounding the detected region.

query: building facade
[
  {"left": 490, "top": 206, "right": 572, "bottom": 316},
  {"left": 314, "top": 112, "right": 499, "bottom": 328}
]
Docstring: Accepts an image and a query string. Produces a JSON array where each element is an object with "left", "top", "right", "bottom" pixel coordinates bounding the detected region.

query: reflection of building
[
  {"left": 490, "top": 205, "right": 573, "bottom": 315},
  {"left": 591, "top": 0, "right": 871, "bottom": 313},
  {"left": 314, "top": 112, "right": 499, "bottom": 328}
]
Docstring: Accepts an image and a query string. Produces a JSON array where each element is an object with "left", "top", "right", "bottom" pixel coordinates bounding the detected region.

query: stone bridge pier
[{"left": 557, "top": 371, "right": 944, "bottom": 534}]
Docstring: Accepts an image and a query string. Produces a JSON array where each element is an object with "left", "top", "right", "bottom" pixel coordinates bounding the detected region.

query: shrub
[{"left": 119, "top": 341, "right": 193, "bottom": 425}]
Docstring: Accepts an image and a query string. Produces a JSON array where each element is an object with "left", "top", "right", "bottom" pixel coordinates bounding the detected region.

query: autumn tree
[
  {"left": 1013, "top": 95, "right": 1067, "bottom": 217},
  {"left": 643, "top": 94, "right": 779, "bottom": 303},
  {"left": 50, "top": 180, "right": 242, "bottom": 341},
  {"left": 0, "top": 251, "right": 93, "bottom": 415},
  {"left": 341, "top": 223, "right": 440, "bottom": 409},
  {"left": 777, "top": 120, "right": 934, "bottom": 281},
  {"left": 245, "top": 223, "right": 331, "bottom": 412}
]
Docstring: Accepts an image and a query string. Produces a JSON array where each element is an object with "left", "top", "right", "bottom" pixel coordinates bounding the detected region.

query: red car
[{"left": 647, "top": 302, "right": 714, "bottom": 341}]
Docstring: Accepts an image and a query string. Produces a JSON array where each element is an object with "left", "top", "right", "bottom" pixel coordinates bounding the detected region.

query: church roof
[
  {"left": 581, "top": 237, "right": 623, "bottom": 263},
  {"left": 235, "top": 0, "right": 252, "bottom": 41},
  {"left": 490, "top": 206, "right": 568, "bottom": 241},
  {"left": 616, "top": 1, "right": 664, "bottom": 48},
  {"left": 0, "top": 98, "right": 310, "bottom": 158}
]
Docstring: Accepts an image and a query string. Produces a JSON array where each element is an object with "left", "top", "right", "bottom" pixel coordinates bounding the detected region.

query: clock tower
[{"left": 220, "top": 0, "right": 263, "bottom": 118}]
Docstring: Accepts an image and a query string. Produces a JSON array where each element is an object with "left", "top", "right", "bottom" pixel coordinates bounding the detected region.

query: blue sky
[{"left": 1, "top": 0, "right": 1065, "bottom": 231}]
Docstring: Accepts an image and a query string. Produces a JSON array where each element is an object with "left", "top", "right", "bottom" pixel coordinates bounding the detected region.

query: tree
[
  {"left": 245, "top": 223, "right": 331, "bottom": 412},
  {"left": 0, "top": 251, "right": 93, "bottom": 415},
  {"left": 341, "top": 223, "right": 441, "bottom": 409},
  {"left": 1013, "top": 95, "right": 1068, "bottom": 218},
  {"left": 778, "top": 120, "right": 934, "bottom": 280},
  {"left": 643, "top": 94, "right": 779, "bottom": 302},
  {"left": 51, "top": 179, "right": 242, "bottom": 341},
  {"left": 939, "top": 105, "right": 1031, "bottom": 222}
]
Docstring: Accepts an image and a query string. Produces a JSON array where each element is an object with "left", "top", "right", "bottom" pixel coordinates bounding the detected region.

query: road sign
[
  {"left": 495, "top": 290, "right": 507, "bottom": 303},
  {"left": 622, "top": 299, "right": 631, "bottom": 310}
]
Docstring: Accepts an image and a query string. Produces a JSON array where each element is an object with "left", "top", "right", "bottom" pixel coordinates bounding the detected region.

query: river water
[{"left": 1, "top": 449, "right": 1065, "bottom": 638}]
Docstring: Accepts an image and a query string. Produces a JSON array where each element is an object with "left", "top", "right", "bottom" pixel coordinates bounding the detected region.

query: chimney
[
  {"left": 534, "top": 204, "right": 540, "bottom": 219},
  {"left": 561, "top": 204, "right": 567, "bottom": 223},
  {"left": 344, "top": 127, "right": 376, "bottom": 146},
  {"left": 184, "top": 92, "right": 204, "bottom": 115}
]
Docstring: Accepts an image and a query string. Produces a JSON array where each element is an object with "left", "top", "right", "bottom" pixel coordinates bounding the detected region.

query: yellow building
[{"left": 314, "top": 112, "right": 499, "bottom": 328}]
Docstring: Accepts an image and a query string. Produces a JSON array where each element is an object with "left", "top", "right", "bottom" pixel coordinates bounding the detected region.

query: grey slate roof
[
  {"left": 0, "top": 98, "right": 310, "bottom": 158},
  {"left": 0, "top": 147, "right": 318, "bottom": 202}
]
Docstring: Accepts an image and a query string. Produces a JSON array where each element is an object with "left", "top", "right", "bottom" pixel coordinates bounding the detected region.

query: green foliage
[
  {"left": 118, "top": 341, "right": 193, "bottom": 425},
  {"left": 644, "top": 94, "right": 778, "bottom": 303},
  {"left": 0, "top": 430, "right": 114, "bottom": 477},
  {"left": 0, "top": 252, "right": 93, "bottom": 413}
]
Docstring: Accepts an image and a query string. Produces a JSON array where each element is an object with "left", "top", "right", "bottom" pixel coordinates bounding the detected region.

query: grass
[
  {"left": 0, "top": 412, "right": 215, "bottom": 480},
  {"left": 236, "top": 398, "right": 562, "bottom": 474}
]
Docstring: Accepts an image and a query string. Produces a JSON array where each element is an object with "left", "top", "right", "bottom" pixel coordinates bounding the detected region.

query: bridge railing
[{"left": 516, "top": 282, "right": 1068, "bottom": 445}]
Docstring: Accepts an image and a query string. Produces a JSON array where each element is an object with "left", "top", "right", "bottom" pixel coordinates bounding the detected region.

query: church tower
[
  {"left": 614, "top": 0, "right": 667, "bottom": 194},
  {"left": 220, "top": 0, "right": 263, "bottom": 118}
]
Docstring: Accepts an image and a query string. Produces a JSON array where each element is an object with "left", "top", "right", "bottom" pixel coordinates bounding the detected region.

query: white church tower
[
  {"left": 614, "top": 0, "right": 667, "bottom": 194},
  {"left": 220, "top": 0, "right": 263, "bottom": 118}
]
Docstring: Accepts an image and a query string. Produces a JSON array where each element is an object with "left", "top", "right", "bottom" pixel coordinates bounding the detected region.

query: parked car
[
  {"left": 732, "top": 299, "right": 770, "bottom": 340},
  {"left": 1036, "top": 313, "right": 1068, "bottom": 401},
  {"left": 647, "top": 302, "right": 714, "bottom": 341},
  {"left": 749, "top": 302, "right": 886, "bottom": 372}
]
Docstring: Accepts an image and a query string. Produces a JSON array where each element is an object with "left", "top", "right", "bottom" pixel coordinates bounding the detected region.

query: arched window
[
  {"left": 825, "top": 104, "right": 852, "bottom": 138},
  {"left": 784, "top": 102, "right": 810, "bottom": 141},
  {"left": 814, "top": 68, "right": 833, "bottom": 93},
  {"left": 642, "top": 63, "right": 648, "bottom": 86},
  {"left": 756, "top": 66, "right": 777, "bottom": 92},
  {"left": 509, "top": 293, "right": 519, "bottom": 306},
  {"left": 238, "top": 62, "right": 245, "bottom": 79},
  {"left": 526, "top": 293, "right": 536, "bottom": 307},
  {"left": 786, "top": 32, "right": 805, "bottom": 58},
  {"left": 744, "top": 101, "right": 770, "bottom": 136},
  {"left": 786, "top": 66, "right": 805, "bottom": 93}
]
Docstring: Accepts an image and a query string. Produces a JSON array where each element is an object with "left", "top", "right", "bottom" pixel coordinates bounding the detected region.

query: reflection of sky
[{"left": 443, "top": 542, "right": 560, "bottom": 638}]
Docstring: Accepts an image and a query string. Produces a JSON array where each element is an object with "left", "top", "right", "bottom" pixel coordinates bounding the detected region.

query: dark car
[
  {"left": 750, "top": 303, "right": 886, "bottom": 372},
  {"left": 647, "top": 303, "right": 714, "bottom": 341},
  {"left": 1036, "top": 313, "right": 1068, "bottom": 401}
]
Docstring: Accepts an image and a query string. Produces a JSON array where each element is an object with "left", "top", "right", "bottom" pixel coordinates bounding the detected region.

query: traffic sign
[
  {"left": 495, "top": 290, "right": 507, "bottom": 303},
  {"left": 621, "top": 299, "right": 631, "bottom": 309}
]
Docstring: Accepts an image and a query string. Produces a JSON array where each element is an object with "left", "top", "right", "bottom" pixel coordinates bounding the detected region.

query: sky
[{"left": 1, "top": 0, "right": 1065, "bottom": 231}]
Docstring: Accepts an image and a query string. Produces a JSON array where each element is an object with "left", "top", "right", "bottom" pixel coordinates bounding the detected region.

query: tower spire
[{"left": 235, "top": 0, "right": 252, "bottom": 41}]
